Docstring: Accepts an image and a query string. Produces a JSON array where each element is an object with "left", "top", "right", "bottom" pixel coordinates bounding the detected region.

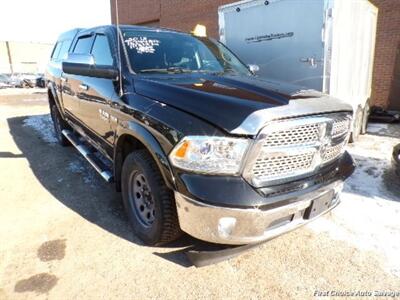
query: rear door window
[
  {"left": 91, "top": 35, "right": 114, "bottom": 66},
  {"left": 73, "top": 35, "right": 93, "bottom": 54}
]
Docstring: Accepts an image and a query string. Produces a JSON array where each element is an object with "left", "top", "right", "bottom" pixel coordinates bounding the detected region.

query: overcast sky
[{"left": 0, "top": 0, "right": 111, "bottom": 44}]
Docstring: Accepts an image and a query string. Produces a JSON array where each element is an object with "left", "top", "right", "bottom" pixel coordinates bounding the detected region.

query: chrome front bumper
[{"left": 175, "top": 181, "right": 343, "bottom": 245}]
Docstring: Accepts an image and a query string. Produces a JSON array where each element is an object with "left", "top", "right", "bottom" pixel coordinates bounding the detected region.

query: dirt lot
[{"left": 0, "top": 89, "right": 399, "bottom": 299}]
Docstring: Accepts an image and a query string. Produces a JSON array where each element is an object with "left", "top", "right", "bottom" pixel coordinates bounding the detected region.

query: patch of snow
[
  {"left": 367, "top": 123, "right": 389, "bottom": 134},
  {"left": 308, "top": 132, "right": 400, "bottom": 278},
  {"left": 309, "top": 194, "right": 400, "bottom": 278},
  {"left": 22, "top": 114, "right": 57, "bottom": 144},
  {"left": 67, "top": 158, "right": 99, "bottom": 187},
  {"left": 67, "top": 161, "right": 85, "bottom": 173},
  {"left": 0, "top": 87, "right": 46, "bottom": 96}
]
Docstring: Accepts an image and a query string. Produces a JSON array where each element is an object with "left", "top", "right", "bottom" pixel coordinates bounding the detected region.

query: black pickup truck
[{"left": 46, "top": 25, "right": 355, "bottom": 247}]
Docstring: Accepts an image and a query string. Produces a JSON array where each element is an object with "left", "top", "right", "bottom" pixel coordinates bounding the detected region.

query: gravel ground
[{"left": 0, "top": 89, "right": 399, "bottom": 299}]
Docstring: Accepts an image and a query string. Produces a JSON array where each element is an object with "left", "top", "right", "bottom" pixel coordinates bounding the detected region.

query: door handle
[
  {"left": 79, "top": 84, "right": 89, "bottom": 91},
  {"left": 60, "top": 76, "right": 67, "bottom": 82}
]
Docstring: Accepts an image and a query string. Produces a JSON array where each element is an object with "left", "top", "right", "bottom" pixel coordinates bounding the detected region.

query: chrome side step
[{"left": 62, "top": 129, "right": 114, "bottom": 183}]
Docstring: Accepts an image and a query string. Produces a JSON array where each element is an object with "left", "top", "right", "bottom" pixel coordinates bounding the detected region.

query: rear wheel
[
  {"left": 121, "top": 150, "right": 182, "bottom": 245},
  {"left": 360, "top": 100, "right": 370, "bottom": 135},
  {"left": 350, "top": 106, "right": 363, "bottom": 143},
  {"left": 50, "top": 104, "right": 70, "bottom": 146}
]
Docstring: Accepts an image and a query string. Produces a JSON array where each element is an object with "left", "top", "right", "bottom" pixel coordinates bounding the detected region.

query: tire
[
  {"left": 121, "top": 150, "right": 182, "bottom": 245},
  {"left": 50, "top": 104, "right": 70, "bottom": 146},
  {"left": 360, "top": 100, "right": 370, "bottom": 135},
  {"left": 349, "top": 106, "right": 363, "bottom": 143}
]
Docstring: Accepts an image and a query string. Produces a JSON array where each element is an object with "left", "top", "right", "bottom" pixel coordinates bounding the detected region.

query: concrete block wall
[{"left": 370, "top": 0, "right": 400, "bottom": 109}]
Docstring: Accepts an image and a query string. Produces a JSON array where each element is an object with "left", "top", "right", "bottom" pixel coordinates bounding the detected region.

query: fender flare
[
  {"left": 47, "top": 82, "right": 65, "bottom": 118},
  {"left": 114, "top": 121, "right": 176, "bottom": 191}
]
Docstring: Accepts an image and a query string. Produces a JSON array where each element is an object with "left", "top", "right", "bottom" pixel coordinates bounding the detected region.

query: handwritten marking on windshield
[{"left": 124, "top": 37, "right": 160, "bottom": 54}]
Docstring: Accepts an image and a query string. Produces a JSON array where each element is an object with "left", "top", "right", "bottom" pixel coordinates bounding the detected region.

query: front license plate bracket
[{"left": 304, "top": 190, "right": 334, "bottom": 219}]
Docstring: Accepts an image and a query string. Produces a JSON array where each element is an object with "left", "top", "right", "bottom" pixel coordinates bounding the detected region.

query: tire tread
[{"left": 122, "top": 150, "right": 182, "bottom": 245}]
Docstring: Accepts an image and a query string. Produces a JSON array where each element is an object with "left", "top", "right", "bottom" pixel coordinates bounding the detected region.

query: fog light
[{"left": 218, "top": 217, "right": 237, "bottom": 238}]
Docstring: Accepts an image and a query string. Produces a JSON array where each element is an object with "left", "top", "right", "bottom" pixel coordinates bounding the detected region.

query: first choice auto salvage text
[{"left": 314, "top": 290, "right": 400, "bottom": 298}]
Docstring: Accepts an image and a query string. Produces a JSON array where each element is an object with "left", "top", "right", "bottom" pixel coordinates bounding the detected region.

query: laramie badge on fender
[{"left": 98, "top": 109, "right": 109, "bottom": 121}]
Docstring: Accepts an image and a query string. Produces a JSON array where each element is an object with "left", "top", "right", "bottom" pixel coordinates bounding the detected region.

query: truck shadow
[
  {"left": 0, "top": 152, "right": 24, "bottom": 158},
  {"left": 7, "top": 114, "right": 223, "bottom": 268}
]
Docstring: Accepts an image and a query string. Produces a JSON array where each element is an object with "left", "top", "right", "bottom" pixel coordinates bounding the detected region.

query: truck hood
[{"left": 133, "top": 74, "right": 351, "bottom": 135}]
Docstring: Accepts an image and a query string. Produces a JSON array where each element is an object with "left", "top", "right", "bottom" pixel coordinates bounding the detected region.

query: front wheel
[
  {"left": 50, "top": 104, "right": 70, "bottom": 146},
  {"left": 121, "top": 150, "right": 182, "bottom": 245}
]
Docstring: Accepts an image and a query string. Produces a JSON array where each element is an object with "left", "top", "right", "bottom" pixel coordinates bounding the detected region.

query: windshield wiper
[
  {"left": 139, "top": 69, "right": 169, "bottom": 74},
  {"left": 139, "top": 67, "right": 193, "bottom": 74},
  {"left": 166, "top": 67, "right": 193, "bottom": 73},
  {"left": 139, "top": 67, "right": 239, "bottom": 76}
]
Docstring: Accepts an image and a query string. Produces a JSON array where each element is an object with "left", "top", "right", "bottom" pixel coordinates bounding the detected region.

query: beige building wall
[
  {"left": 0, "top": 42, "right": 11, "bottom": 73},
  {"left": 0, "top": 41, "right": 54, "bottom": 74}
]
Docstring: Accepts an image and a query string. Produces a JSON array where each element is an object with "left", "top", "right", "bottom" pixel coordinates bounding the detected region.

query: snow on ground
[
  {"left": 67, "top": 158, "right": 99, "bottom": 188},
  {"left": 23, "top": 114, "right": 100, "bottom": 187},
  {"left": 368, "top": 122, "right": 400, "bottom": 138},
  {"left": 367, "top": 123, "right": 389, "bottom": 134},
  {"left": 22, "top": 114, "right": 58, "bottom": 144},
  {"left": 0, "top": 87, "right": 46, "bottom": 96},
  {"left": 307, "top": 123, "right": 400, "bottom": 278}
]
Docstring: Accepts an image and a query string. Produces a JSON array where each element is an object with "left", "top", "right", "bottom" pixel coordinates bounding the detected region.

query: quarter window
[
  {"left": 51, "top": 42, "right": 62, "bottom": 60},
  {"left": 58, "top": 40, "right": 72, "bottom": 60}
]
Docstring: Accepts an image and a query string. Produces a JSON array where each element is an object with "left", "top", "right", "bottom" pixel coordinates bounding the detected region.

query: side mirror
[
  {"left": 62, "top": 53, "right": 118, "bottom": 80},
  {"left": 248, "top": 64, "right": 260, "bottom": 74}
]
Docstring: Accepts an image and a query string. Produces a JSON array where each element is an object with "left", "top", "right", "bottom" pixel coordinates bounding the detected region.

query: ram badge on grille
[{"left": 243, "top": 113, "right": 351, "bottom": 187}]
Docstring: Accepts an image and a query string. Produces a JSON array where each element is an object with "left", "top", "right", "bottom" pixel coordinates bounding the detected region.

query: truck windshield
[{"left": 122, "top": 30, "right": 251, "bottom": 76}]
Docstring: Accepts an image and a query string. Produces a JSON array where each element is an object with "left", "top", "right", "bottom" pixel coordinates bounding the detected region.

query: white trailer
[{"left": 218, "top": 0, "right": 378, "bottom": 141}]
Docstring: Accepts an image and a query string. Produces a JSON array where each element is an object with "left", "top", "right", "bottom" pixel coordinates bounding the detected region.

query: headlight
[{"left": 169, "top": 136, "right": 250, "bottom": 175}]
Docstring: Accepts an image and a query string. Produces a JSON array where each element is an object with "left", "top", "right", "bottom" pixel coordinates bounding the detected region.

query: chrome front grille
[
  {"left": 332, "top": 117, "right": 351, "bottom": 138},
  {"left": 322, "top": 140, "right": 347, "bottom": 163},
  {"left": 253, "top": 150, "right": 315, "bottom": 179},
  {"left": 244, "top": 113, "right": 351, "bottom": 187},
  {"left": 262, "top": 123, "right": 320, "bottom": 147}
]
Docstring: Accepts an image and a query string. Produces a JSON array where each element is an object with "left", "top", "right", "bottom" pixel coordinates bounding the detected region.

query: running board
[{"left": 62, "top": 129, "right": 114, "bottom": 183}]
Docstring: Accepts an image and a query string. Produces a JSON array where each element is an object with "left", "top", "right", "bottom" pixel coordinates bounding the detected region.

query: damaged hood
[{"left": 133, "top": 74, "right": 352, "bottom": 135}]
